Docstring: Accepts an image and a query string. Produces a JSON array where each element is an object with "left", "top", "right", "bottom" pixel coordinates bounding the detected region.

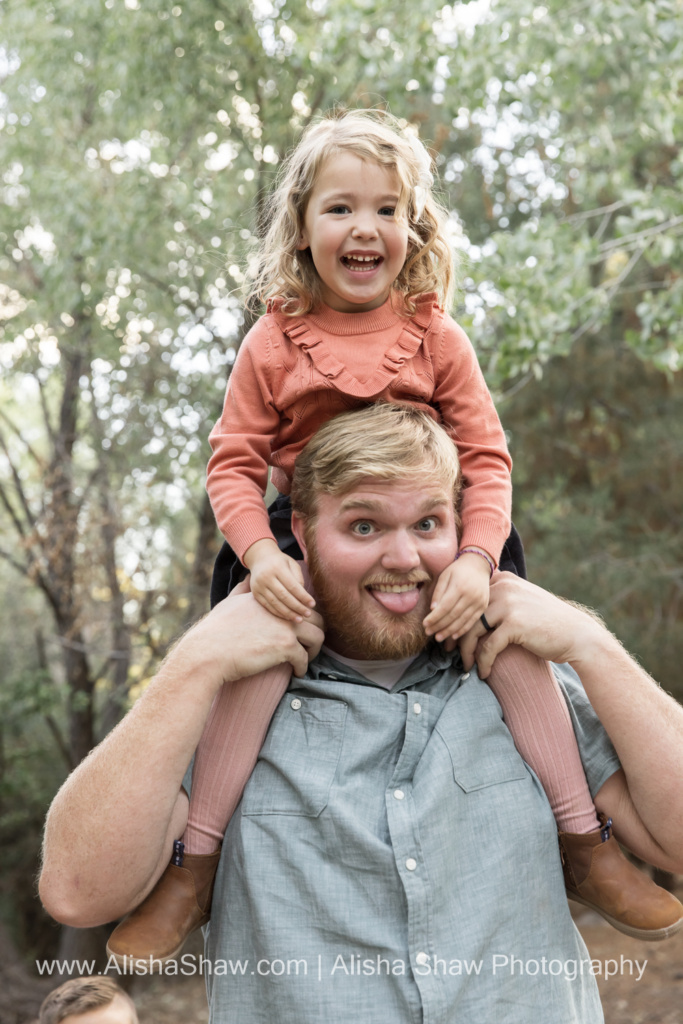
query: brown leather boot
[
  {"left": 559, "top": 815, "right": 683, "bottom": 941},
  {"left": 106, "top": 843, "right": 221, "bottom": 967}
]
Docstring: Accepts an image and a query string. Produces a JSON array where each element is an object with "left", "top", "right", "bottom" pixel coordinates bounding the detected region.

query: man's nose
[{"left": 380, "top": 529, "right": 421, "bottom": 571}]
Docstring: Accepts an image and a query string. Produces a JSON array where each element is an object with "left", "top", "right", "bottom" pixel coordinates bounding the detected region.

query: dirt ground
[
  {"left": 125, "top": 896, "right": 683, "bottom": 1023},
  {"left": 570, "top": 902, "right": 683, "bottom": 1024}
]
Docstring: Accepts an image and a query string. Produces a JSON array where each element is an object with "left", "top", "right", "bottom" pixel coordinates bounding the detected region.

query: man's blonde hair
[
  {"left": 291, "top": 402, "right": 461, "bottom": 523},
  {"left": 39, "top": 977, "right": 138, "bottom": 1024},
  {"left": 247, "top": 108, "right": 455, "bottom": 315}
]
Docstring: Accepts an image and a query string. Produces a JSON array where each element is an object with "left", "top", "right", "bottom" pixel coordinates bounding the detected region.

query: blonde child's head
[{"left": 248, "top": 108, "right": 454, "bottom": 315}]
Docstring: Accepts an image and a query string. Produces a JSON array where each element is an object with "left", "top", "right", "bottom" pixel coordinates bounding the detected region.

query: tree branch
[
  {"left": 0, "top": 544, "right": 30, "bottom": 577},
  {"left": 566, "top": 199, "right": 628, "bottom": 224},
  {"left": 598, "top": 215, "right": 683, "bottom": 254},
  {"left": 0, "top": 477, "right": 30, "bottom": 540},
  {"left": 36, "top": 374, "right": 57, "bottom": 448},
  {"left": 0, "top": 406, "right": 46, "bottom": 474},
  {"left": 44, "top": 714, "right": 75, "bottom": 772},
  {"left": 569, "top": 246, "right": 646, "bottom": 345}
]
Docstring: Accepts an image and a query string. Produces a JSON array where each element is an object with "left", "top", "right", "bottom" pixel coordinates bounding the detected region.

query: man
[
  {"left": 39, "top": 977, "right": 138, "bottom": 1024},
  {"left": 40, "top": 403, "right": 683, "bottom": 1023}
]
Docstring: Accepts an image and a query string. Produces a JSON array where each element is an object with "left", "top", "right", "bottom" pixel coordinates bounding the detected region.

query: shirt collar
[{"left": 307, "top": 641, "right": 462, "bottom": 692}]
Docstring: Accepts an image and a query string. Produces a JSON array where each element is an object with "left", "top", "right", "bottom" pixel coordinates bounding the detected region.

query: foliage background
[{"left": 1, "top": 0, "right": 682, "bottom": 1010}]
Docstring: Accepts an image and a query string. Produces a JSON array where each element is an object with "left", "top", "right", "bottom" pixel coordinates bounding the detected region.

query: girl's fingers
[
  {"left": 289, "top": 583, "right": 315, "bottom": 611},
  {"left": 425, "top": 597, "right": 466, "bottom": 635},
  {"left": 265, "top": 580, "right": 313, "bottom": 620},
  {"left": 432, "top": 604, "right": 483, "bottom": 643},
  {"left": 286, "top": 564, "right": 316, "bottom": 607}
]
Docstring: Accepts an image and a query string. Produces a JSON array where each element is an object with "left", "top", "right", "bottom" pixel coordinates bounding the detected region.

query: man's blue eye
[
  {"left": 353, "top": 522, "right": 374, "bottom": 535},
  {"left": 417, "top": 518, "right": 437, "bottom": 531}
]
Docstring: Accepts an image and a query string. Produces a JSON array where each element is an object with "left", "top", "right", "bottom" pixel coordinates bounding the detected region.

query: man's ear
[{"left": 291, "top": 512, "right": 308, "bottom": 559}]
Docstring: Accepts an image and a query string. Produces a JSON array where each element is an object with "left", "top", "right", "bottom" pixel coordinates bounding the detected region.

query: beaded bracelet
[{"left": 455, "top": 546, "right": 495, "bottom": 578}]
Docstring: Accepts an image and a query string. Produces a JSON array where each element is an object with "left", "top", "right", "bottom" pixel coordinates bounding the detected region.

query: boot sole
[
  {"left": 105, "top": 914, "right": 209, "bottom": 969},
  {"left": 567, "top": 891, "right": 683, "bottom": 941},
  {"left": 105, "top": 942, "right": 186, "bottom": 969}
]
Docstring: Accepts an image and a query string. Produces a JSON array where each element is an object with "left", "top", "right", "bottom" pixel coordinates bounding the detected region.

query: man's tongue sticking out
[{"left": 368, "top": 581, "right": 424, "bottom": 615}]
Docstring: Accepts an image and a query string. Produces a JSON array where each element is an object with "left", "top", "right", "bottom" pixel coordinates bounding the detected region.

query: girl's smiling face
[{"left": 297, "top": 152, "right": 410, "bottom": 313}]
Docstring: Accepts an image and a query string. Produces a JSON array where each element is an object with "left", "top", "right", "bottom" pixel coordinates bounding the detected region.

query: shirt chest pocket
[
  {"left": 241, "top": 696, "right": 347, "bottom": 817},
  {"left": 435, "top": 680, "right": 528, "bottom": 793}
]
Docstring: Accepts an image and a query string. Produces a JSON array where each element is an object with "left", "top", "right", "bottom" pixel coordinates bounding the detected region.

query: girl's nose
[{"left": 351, "top": 212, "right": 378, "bottom": 239}]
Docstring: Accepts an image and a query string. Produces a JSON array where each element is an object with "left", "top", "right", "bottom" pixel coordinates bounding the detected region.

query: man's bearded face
[
  {"left": 295, "top": 478, "right": 459, "bottom": 661},
  {"left": 307, "top": 540, "right": 432, "bottom": 659}
]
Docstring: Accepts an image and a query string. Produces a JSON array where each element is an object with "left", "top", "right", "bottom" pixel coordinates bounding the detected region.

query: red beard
[{"left": 306, "top": 537, "right": 432, "bottom": 660}]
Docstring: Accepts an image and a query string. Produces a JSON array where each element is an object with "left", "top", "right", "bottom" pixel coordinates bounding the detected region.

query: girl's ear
[
  {"left": 291, "top": 513, "right": 308, "bottom": 558},
  {"left": 295, "top": 228, "right": 309, "bottom": 251}
]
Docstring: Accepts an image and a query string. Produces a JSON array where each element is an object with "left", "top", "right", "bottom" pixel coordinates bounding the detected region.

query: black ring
[{"left": 480, "top": 613, "right": 493, "bottom": 631}]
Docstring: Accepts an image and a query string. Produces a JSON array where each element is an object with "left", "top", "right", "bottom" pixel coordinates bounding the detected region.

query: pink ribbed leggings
[{"left": 184, "top": 643, "right": 598, "bottom": 854}]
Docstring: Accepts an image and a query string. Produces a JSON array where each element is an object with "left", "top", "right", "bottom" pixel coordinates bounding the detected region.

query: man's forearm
[
  {"left": 461, "top": 573, "right": 683, "bottom": 872},
  {"left": 39, "top": 640, "right": 224, "bottom": 927},
  {"left": 39, "top": 591, "right": 324, "bottom": 927},
  {"left": 570, "top": 630, "right": 683, "bottom": 868}
]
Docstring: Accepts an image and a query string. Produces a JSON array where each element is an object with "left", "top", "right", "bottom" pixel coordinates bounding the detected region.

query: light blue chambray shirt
[{"left": 197, "top": 645, "right": 620, "bottom": 1023}]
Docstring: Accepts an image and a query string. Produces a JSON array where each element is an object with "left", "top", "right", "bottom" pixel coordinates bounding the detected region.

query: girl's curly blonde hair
[{"left": 247, "top": 108, "right": 454, "bottom": 315}]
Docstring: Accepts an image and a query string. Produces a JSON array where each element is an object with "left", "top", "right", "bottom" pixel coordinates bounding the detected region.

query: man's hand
[
  {"left": 243, "top": 539, "right": 315, "bottom": 621},
  {"left": 423, "top": 553, "right": 491, "bottom": 642},
  {"left": 459, "top": 572, "right": 605, "bottom": 678},
  {"left": 186, "top": 587, "right": 324, "bottom": 682}
]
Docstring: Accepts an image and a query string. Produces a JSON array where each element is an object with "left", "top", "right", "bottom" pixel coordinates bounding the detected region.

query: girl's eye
[
  {"left": 328, "top": 204, "right": 350, "bottom": 214},
  {"left": 351, "top": 521, "right": 375, "bottom": 536},
  {"left": 379, "top": 206, "right": 395, "bottom": 217},
  {"left": 416, "top": 517, "right": 438, "bottom": 532}
]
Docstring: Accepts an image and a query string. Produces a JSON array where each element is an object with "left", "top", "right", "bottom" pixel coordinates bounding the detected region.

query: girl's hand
[
  {"left": 423, "top": 553, "right": 491, "bottom": 644},
  {"left": 243, "top": 539, "right": 315, "bottom": 622}
]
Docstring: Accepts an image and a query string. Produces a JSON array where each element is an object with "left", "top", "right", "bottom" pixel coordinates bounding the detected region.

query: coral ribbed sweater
[{"left": 207, "top": 293, "right": 512, "bottom": 564}]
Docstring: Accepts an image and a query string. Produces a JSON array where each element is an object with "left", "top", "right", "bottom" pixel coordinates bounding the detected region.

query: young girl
[{"left": 107, "top": 110, "right": 682, "bottom": 964}]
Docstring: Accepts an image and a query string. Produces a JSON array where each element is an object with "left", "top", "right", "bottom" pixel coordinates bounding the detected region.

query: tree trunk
[
  {"left": 55, "top": 923, "right": 112, "bottom": 979},
  {"left": 0, "top": 922, "right": 53, "bottom": 1024},
  {"left": 186, "top": 490, "right": 221, "bottom": 624},
  {"left": 98, "top": 460, "right": 133, "bottom": 740},
  {"left": 57, "top": 614, "right": 96, "bottom": 769}
]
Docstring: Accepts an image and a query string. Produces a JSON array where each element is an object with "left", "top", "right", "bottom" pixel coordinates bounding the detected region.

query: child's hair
[
  {"left": 39, "top": 977, "right": 138, "bottom": 1024},
  {"left": 247, "top": 108, "right": 454, "bottom": 315}
]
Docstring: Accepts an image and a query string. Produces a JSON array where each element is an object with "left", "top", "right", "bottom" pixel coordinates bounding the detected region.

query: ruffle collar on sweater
[{"left": 267, "top": 293, "right": 438, "bottom": 400}]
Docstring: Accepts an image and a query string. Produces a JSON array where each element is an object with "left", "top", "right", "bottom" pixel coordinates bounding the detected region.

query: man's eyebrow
[
  {"left": 338, "top": 496, "right": 450, "bottom": 515},
  {"left": 338, "top": 498, "right": 383, "bottom": 513}
]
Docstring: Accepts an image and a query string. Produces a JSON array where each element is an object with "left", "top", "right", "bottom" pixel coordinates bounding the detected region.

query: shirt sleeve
[
  {"left": 552, "top": 661, "right": 622, "bottom": 798},
  {"left": 182, "top": 757, "right": 194, "bottom": 798},
  {"left": 206, "top": 318, "right": 283, "bottom": 562},
  {"left": 430, "top": 314, "right": 513, "bottom": 564}
]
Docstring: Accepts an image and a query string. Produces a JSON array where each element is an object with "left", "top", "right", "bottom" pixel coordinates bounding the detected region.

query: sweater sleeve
[
  {"left": 206, "top": 318, "right": 282, "bottom": 562},
  {"left": 431, "top": 314, "right": 512, "bottom": 565}
]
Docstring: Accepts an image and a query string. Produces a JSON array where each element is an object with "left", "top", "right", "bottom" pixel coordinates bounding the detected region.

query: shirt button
[
  {"left": 413, "top": 702, "right": 422, "bottom": 715},
  {"left": 394, "top": 789, "right": 405, "bottom": 800},
  {"left": 290, "top": 698, "right": 302, "bottom": 710},
  {"left": 405, "top": 858, "right": 417, "bottom": 871},
  {"left": 415, "top": 952, "right": 429, "bottom": 966},
  {"left": 461, "top": 672, "right": 470, "bottom": 680}
]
